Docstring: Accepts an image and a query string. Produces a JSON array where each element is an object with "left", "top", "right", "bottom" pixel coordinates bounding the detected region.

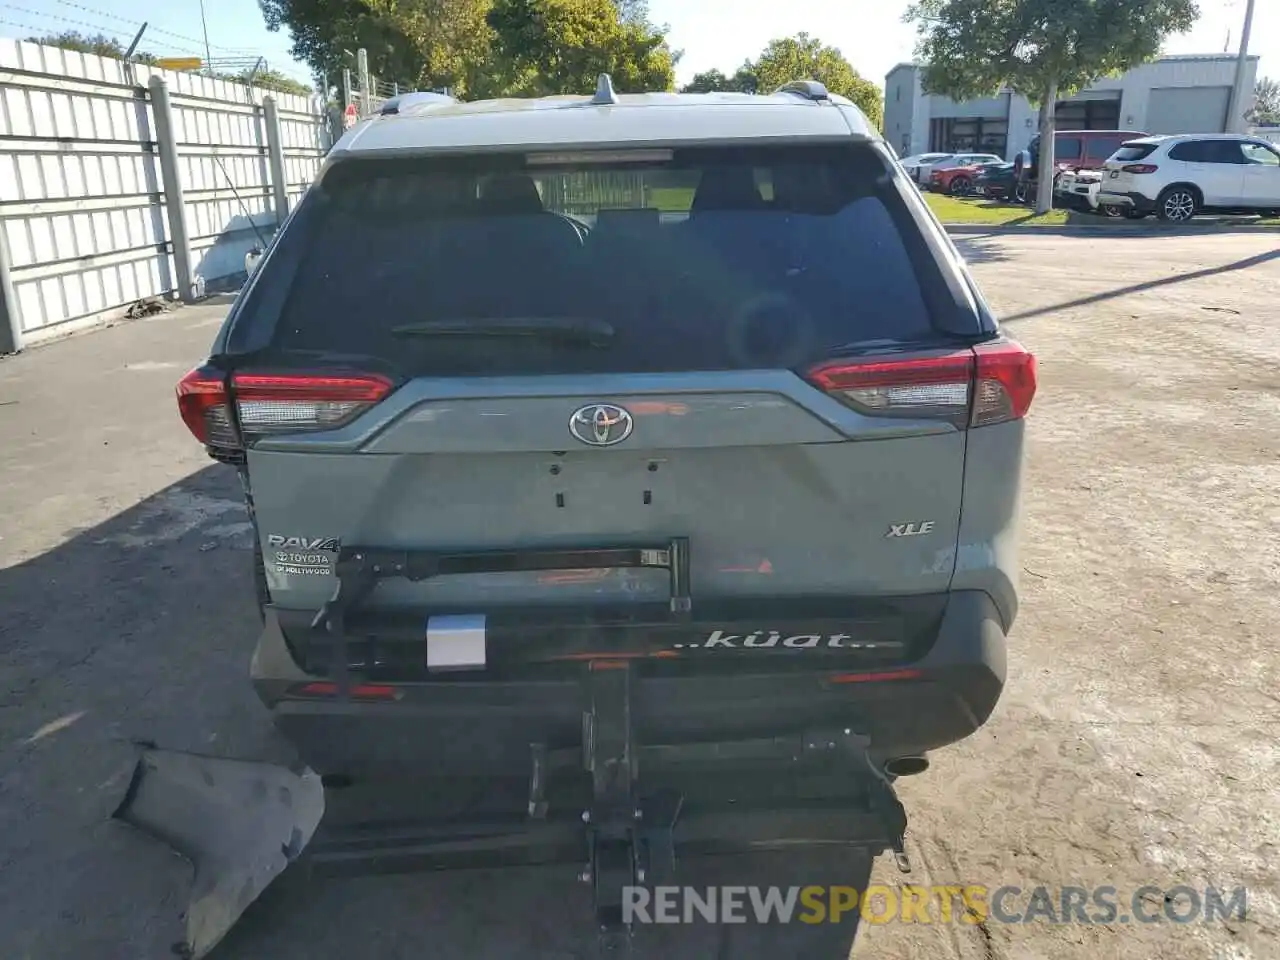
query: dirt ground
[
  {"left": 862, "top": 232, "right": 1280, "bottom": 960},
  {"left": 0, "top": 233, "right": 1276, "bottom": 960}
]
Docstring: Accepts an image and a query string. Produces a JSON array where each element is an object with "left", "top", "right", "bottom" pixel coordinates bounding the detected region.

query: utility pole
[
  {"left": 356, "top": 48, "right": 371, "bottom": 116},
  {"left": 1225, "top": 0, "right": 1256, "bottom": 132}
]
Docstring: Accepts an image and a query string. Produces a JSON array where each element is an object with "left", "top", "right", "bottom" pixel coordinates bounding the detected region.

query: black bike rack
[
  {"left": 302, "top": 539, "right": 911, "bottom": 953},
  {"left": 581, "top": 661, "right": 683, "bottom": 946}
]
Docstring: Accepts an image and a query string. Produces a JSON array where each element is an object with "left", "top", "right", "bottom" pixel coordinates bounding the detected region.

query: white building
[{"left": 884, "top": 54, "right": 1261, "bottom": 161}]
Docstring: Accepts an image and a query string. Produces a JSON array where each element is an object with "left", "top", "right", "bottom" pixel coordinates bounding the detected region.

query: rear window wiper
[{"left": 390, "top": 317, "right": 615, "bottom": 348}]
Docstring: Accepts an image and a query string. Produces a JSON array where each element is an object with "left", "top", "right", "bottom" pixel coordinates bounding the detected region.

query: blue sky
[{"left": 0, "top": 0, "right": 1274, "bottom": 91}]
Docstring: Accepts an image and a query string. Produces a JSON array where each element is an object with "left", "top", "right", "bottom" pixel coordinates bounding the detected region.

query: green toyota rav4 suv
[{"left": 174, "top": 77, "right": 1036, "bottom": 945}]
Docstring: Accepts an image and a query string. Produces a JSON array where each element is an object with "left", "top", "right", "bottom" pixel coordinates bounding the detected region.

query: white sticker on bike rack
[{"left": 426, "top": 614, "right": 487, "bottom": 671}]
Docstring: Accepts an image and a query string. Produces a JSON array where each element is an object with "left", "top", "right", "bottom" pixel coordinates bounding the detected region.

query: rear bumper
[
  {"left": 1054, "top": 184, "right": 1101, "bottom": 211},
  {"left": 251, "top": 590, "right": 1008, "bottom": 778},
  {"left": 1098, "top": 190, "right": 1155, "bottom": 214}
]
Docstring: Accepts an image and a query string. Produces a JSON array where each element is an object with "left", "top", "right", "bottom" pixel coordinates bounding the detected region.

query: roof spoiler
[
  {"left": 379, "top": 91, "right": 457, "bottom": 116},
  {"left": 774, "top": 80, "right": 830, "bottom": 102}
]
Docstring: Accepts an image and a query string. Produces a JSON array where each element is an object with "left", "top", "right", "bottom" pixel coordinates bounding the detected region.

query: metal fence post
[
  {"left": 262, "top": 96, "right": 290, "bottom": 228},
  {"left": 148, "top": 76, "right": 196, "bottom": 304},
  {"left": 0, "top": 222, "right": 20, "bottom": 353}
]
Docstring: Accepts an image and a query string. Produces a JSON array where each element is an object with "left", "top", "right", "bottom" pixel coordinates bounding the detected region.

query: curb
[{"left": 943, "top": 221, "right": 1280, "bottom": 236}]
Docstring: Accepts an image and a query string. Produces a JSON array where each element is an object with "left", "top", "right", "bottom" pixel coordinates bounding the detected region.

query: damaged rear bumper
[{"left": 117, "top": 663, "right": 927, "bottom": 956}]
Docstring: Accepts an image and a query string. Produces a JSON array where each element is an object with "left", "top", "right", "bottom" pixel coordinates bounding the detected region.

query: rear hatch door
[
  {"left": 1104, "top": 140, "right": 1162, "bottom": 193},
  {"left": 197, "top": 142, "right": 1014, "bottom": 662}
]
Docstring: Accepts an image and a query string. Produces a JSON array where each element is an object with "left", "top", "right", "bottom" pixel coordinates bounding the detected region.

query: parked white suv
[{"left": 1099, "top": 134, "right": 1280, "bottom": 222}]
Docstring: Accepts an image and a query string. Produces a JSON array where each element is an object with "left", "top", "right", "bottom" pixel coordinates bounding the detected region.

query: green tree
[
  {"left": 29, "top": 31, "right": 157, "bottom": 64},
  {"left": 365, "top": 0, "right": 501, "bottom": 98},
  {"left": 682, "top": 68, "right": 730, "bottom": 93},
  {"left": 612, "top": 0, "right": 648, "bottom": 25},
  {"left": 236, "top": 68, "right": 313, "bottom": 96},
  {"left": 1248, "top": 77, "right": 1279, "bottom": 126},
  {"left": 260, "top": 0, "right": 671, "bottom": 98},
  {"left": 905, "top": 0, "right": 1197, "bottom": 213},
  {"left": 487, "top": 0, "right": 675, "bottom": 96},
  {"left": 259, "top": 0, "right": 426, "bottom": 93},
  {"left": 751, "top": 33, "right": 882, "bottom": 127},
  {"left": 676, "top": 36, "right": 877, "bottom": 121},
  {"left": 681, "top": 64, "right": 757, "bottom": 94}
]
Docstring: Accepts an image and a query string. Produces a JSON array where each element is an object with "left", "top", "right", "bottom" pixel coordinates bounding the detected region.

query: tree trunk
[{"left": 1035, "top": 77, "right": 1058, "bottom": 215}]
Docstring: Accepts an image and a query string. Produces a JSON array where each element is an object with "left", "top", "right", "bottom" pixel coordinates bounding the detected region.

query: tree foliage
[
  {"left": 259, "top": 0, "right": 419, "bottom": 90},
  {"left": 906, "top": 0, "right": 1197, "bottom": 103},
  {"left": 905, "top": 0, "right": 1197, "bottom": 211},
  {"left": 240, "top": 69, "right": 314, "bottom": 96},
  {"left": 753, "top": 34, "right": 882, "bottom": 128},
  {"left": 259, "top": 0, "right": 674, "bottom": 98},
  {"left": 1249, "top": 77, "right": 1280, "bottom": 126},
  {"left": 678, "top": 34, "right": 881, "bottom": 128},
  {"left": 367, "top": 0, "right": 501, "bottom": 97},
  {"left": 682, "top": 66, "right": 757, "bottom": 95},
  {"left": 488, "top": 0, "right": 674, "bottom": 95},
  {"left": 29, "top": 31, "right": 157, "bottom": 64}
]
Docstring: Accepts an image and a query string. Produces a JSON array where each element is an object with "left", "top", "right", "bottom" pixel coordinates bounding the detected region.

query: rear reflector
[
  {"left": 804, "top": 340, "right": 1036, "bottom": 428},
  {"left": 177, "top": 368, "right": 395, "bottom": 449},
  {"left": 829, "top": 668, "right": 923, "bottom": 684},
  {"left": 293, "top": 681, "right": 400, "bottom": 700}
]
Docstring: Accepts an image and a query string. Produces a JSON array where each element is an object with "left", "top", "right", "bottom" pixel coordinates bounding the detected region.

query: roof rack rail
[
  {"left": 379, "top": 91, "right": 457, "bottom": 116},
  {"left": 774, "top": 80, "right": 830, "bottom": 102}
]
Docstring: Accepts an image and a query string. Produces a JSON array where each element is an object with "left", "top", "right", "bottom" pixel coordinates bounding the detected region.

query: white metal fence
[{"left": 0, "top": 38, "right": 332, "bottom": 351}]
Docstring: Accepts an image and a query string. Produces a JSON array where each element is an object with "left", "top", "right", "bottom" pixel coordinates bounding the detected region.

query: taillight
[
  {"left": 177, "top": 367, "right": 236, "bottom": 447},
  {"left": 804, "top": 341, "right": 1036, "bottom": 428},
  {"left": 971, "top": 341, "right": 1037, "bottom": 425},
  {"left": 1122, "top": 163, "right": 1158, "bottom": 174},
  {"left": 176, "top": 368, "right": 394, "bottom": 449}
]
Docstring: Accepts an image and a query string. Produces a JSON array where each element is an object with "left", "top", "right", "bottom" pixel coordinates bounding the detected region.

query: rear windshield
[
  {"left": 1113, "top": 143, "right": 1157, "bottom": 162},
  {"left": 229, "top": 144, "right": 944, "bottom": 376}
]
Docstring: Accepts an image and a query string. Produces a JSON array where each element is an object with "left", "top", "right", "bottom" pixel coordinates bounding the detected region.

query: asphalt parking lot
[{"left": 0, "top": 232, "right": 1277, "bottom": 960}]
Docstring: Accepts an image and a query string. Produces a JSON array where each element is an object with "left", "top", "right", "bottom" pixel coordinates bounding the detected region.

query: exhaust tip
[{"left": 884, "top": 756, "right": 929, "bottom": 778}]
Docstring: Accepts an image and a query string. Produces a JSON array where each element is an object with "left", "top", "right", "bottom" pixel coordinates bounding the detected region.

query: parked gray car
[{"left": 170, "top": 76, "right": 1037, "bottom": 953}]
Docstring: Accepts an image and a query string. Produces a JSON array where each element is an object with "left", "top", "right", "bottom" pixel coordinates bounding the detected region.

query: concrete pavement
[{"left": 2, "top": 232, "right": 1278, "bottom": 959}]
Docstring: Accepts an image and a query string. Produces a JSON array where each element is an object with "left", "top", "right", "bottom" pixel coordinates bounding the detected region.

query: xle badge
[{"left": 886, "top": 521, "right": 935, "bottom": 538}]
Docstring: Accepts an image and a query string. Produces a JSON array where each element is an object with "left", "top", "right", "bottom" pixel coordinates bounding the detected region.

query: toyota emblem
[{"left": 568, "top": 403, "right": 634, "bottom": 447}]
